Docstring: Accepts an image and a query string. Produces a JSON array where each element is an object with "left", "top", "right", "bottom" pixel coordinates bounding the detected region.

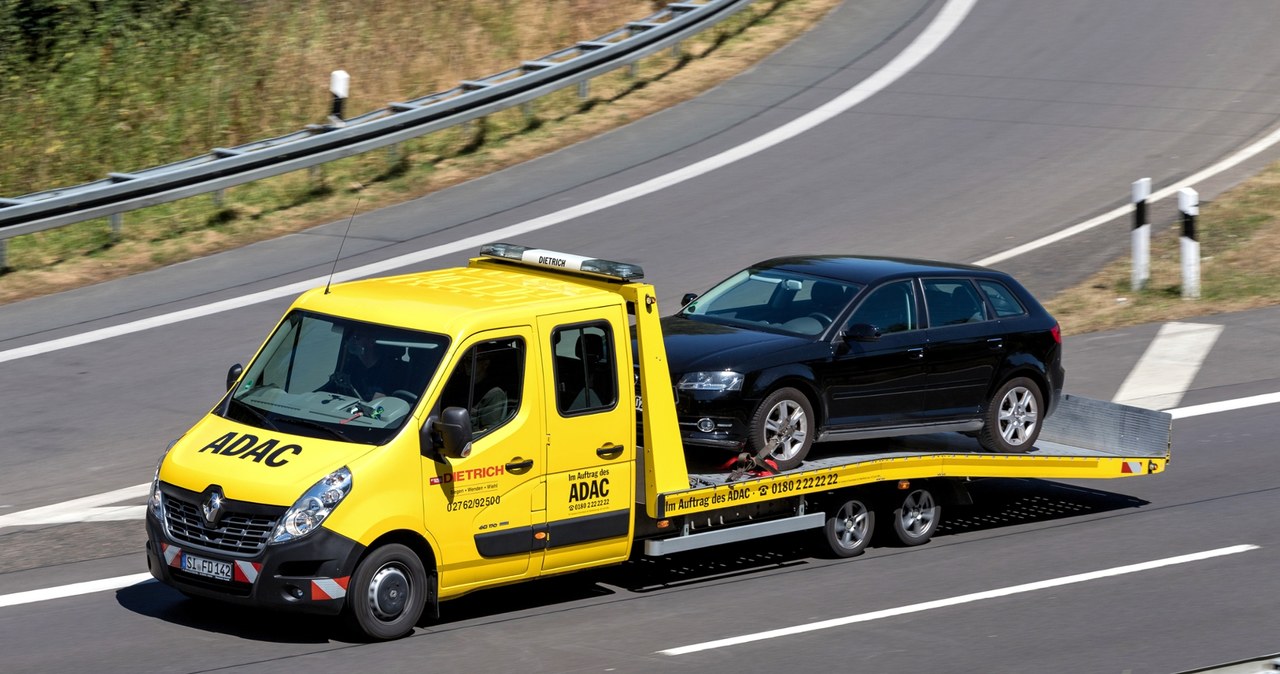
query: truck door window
[
  {"left": 439, "top": 338, "right": 524, "bottom": 438},
  {"left": 552, "top": 323, "right": 617, "bottom": 415}
]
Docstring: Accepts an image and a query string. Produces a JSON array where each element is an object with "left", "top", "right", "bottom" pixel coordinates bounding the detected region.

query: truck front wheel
[{"left": 346, "top": 543, "right": 427, "bottom": 640}]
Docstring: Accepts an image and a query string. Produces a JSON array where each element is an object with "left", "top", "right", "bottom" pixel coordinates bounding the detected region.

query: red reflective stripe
[{"left": 163, "top": 543, "right": 182, "bottom": 567}]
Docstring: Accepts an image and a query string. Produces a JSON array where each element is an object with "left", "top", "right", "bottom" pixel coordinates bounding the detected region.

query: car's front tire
[
  {"left": 344, "top": 543, "right": 427, "bottom": 641},
  {"left": 978, "top": 376, "right": 1044, "bottom": 453},
  {"left": 748, "top": 387, "right": 814, "bottom": 471}
]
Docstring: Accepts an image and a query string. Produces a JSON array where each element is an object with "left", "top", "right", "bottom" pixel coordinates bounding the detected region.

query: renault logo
[{"left": 202, "top": 490, "right": 225, "bottom": 528}]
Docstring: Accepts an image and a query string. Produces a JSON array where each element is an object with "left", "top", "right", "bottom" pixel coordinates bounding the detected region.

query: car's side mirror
[
  {"left": 424, "top": 406, "right": 473, "bottom": 459},
  {"left": 681, "top": 293, "right": 698, "bottom": 307},
  {"left": 845, "top": 323, "right": 881, "bottom": 342},
  {"left": 225, "top": 363, "right": 243, "bottom": 391}
]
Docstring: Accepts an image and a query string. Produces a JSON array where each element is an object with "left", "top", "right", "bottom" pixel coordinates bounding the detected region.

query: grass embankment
[{"left": 0, "top": 0, "right": 841, "bottom": 304}]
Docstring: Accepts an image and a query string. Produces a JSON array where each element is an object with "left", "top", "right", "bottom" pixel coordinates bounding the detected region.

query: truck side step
[{"left": 643, "top": 513, "right": 825, "bottom": 556}]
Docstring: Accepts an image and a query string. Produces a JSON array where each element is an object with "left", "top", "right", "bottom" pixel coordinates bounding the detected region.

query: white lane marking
[
  {"left": 975, "top": 122, "right": 1280, "bottom": 266},
  {"left": 1112, "top": 322, "right": 1224, "bottom": 410},
  {"left": 0, "top": 483, "right": 150, "bottom": 529},
  {"left": 658, "top": 544, "right": 1259, "bottom": 656},
  {"left": 0, "top": 573, "right": 155, "bottom": 610},
  {"left": 0, "top": 0, "right": 982, "bottom": 366},
  {"left": 1170, "top": 391, "right": 1280, "bottom": 419}
]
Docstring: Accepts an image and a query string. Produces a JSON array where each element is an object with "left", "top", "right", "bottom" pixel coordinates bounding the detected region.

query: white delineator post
[
  {"left": 329, "top": 70, "right": 350, "bottom": 127},
  {"left": 1132, "top": 177, "right": 1151, "bottom": 291},
  {"left": 1179, "top": 188, "right": 1200, "bottom": 300}
]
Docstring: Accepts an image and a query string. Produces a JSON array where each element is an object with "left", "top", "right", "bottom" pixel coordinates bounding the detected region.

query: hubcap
[
  {"left": 764, "top": 400, "right": 808, "bottom": 460},
  {"left": 368, "top": 564, "right": 410, "bottom": 621},
  {"left": 997, "top": 386, "right": 1038, "bottom": 446}
]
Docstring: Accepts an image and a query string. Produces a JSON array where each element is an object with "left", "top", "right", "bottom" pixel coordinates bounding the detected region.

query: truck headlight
[
  {"left": 677, "top": 371, "right": 744, "bottom": 393},
  {"left": 271, "top": 467, "right": 353, "bottom": 544},
  {"left": 149, "top": 439, "right": 178, "bottom": 521}
]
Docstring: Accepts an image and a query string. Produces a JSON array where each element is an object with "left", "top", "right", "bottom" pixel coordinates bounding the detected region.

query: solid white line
[
  {"left": 975, "top": 123, "right": 1280, "bottom": 267},
  {"left": 1169, "top": 391, "right": 1280, "bottom": 419},
  {"left": 658, "top": 544, "right": 1259, "bottom": 656},
  {"left": 0, "top": 0, "right": 979, "bottom": 366},
  {"left": 1112, "top": 322, "right": 1224, "bottom": 410},
  {"left": 0, "top": 573, "right": 155, "bottom": 610},
  {"left": 0, "top": 483, "right": 149, "bottom": 529}
]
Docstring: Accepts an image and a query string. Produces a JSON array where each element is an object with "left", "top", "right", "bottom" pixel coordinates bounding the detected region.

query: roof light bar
[{"left": 479, "top": 243, "right": 644, "bottom": 281}]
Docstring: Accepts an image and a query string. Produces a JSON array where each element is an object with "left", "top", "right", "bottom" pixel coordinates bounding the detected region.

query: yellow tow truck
[{"left": 145, "top": 244, "right": 1171, "bottom": 640}]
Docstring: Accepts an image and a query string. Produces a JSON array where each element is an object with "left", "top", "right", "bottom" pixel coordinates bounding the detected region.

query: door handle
[
  {"left": 596, "top": 444, "right": 625, "bottom": 458},
  {"left": 987, "top": 337, "right": 1004, "bottom": 350},
  {"left": 505, "top": 458, "right": 534, "bottom": 472},
  {"left": 907, "top": 347, "right": 925, "bottom": 360}
]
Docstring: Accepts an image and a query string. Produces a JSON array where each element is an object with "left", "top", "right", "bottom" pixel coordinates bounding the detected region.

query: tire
[
  {"left": 344, "top": 543, "right": 428, "bottom": 641},
  {"left": 821, "top": 496, "right": 875, "bottom": 558},
  {"left": 978, "top": 376, "right": 1044, "bottom": 453},
  {"left": 889, "top": 487, "right": 939, "bottom": 547},
  {"left": 748, "top": 387, "right": 814, "bottom": 472}
]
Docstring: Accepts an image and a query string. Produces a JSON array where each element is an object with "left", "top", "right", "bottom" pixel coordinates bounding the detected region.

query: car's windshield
[
  {"left": 217, "top": 311, "right": 448, "bottom": 445},
  {"left": 679, "top": 268, "right": 862, "bottom": 336}
]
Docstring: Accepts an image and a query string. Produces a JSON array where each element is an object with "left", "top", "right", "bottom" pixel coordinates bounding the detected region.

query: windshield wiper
[
  {"left": 281, "top": 417, "right": 352, "bottom": 442},
  {"left": 226, "top": 398, "right": 280, "bottom": 431}
]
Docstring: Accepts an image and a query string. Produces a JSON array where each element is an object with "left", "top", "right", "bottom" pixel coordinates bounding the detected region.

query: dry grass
[{"left": 0, "top": 0, "right": 842, "bottom": 305}]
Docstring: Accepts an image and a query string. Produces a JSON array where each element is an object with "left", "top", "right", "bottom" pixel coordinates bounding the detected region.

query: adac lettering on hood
[{"left": 199, "top": 432, "right": 302, "bottom": 468}]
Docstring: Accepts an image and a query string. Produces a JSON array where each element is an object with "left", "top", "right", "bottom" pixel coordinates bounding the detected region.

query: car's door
[
  {"left": 921, "top": 277, "right": 1005, "bottom": 419},
  {"left": 824, "top": 279, "right": 927, "bottom": 428}
]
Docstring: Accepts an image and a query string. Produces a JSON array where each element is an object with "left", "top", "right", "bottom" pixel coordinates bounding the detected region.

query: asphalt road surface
[{"left": 3, "top": 0, "right": 1280, "bottom": 671}]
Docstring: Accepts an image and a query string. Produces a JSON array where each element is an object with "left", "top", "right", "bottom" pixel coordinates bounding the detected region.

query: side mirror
[
  {"left": 225, "top": 363, "right": 244, "bottom": 391},
  {"left": 681, "top": 293, "right": 698, "bottom": 307},
  {"left": 424, "top": 406, "right": 473, "bottom": 459},
  {"left": 844, "top": 323, "right": 881, "bottom": 342}
]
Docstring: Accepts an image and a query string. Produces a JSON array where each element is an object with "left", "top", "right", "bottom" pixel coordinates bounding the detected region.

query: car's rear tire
[
  {"left": 344, "top": 543, "right": 427, "bottom": 641},
  {"left": 821, "top": 495, "right": 875, "bottom": 558},
  {"left": 748, "top": 387, "right": 814, "bottom": 472},
  {"left": 978, "top": 376, "right": 1043, "bottom": 453},
  {"left": 888, "top": 486, "right": 939, "bottom": 547}
]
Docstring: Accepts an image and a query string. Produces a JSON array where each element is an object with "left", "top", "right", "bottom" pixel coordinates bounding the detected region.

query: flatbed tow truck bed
[{"left": 643, "top": 394, "right": 1170, "bottom": 554}]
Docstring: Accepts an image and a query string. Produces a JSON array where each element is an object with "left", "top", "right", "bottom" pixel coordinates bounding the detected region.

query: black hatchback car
[{"left": 662, "top": 255, "right": 1064, "bottom": 470}]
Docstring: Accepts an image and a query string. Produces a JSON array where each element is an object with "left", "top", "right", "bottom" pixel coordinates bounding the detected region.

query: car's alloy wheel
[
  {"left": 889, "top": 487, "right": 939, "bottom": 546},
  {"left": 749, "top": 387, "right": 813, "bottom": 471},
  {"left": 978, "top": 377, "right": 1043, "bottom": 453},
  {"left": 822, "top": 495, "right": 875, "bottom": 558}
]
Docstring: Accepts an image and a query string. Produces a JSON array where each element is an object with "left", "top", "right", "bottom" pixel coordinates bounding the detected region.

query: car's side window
[
  {"left": 923, "top": 278, "right": 989, "bottom": 326},
  {"left": 439, "top": 338, "right": 523, "bottom": 438},
  {"left": 551, "top": 323, "right": 617, "bottom": 415},
  {"left": 977, "top": 280, "right": 1026, "bottom": 317},
  {"left": 848, "top": 280, "right": 918, "bottom": 334}
]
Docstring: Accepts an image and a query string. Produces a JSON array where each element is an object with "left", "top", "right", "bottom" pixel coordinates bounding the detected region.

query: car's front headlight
[
  {"left": 271, "top": 467, "right": 353, "bottom": 544},
  {"left": 149, "top": 439, "right": 179, "bottom": 521},
  {"left": 677, "top": 371, "right": 744, "bottom": 393}
]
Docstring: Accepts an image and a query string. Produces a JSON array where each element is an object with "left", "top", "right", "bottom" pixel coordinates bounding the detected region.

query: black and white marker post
[
  {"left": 328, "top": 70, "right": 349, "bottom": 127},
  {"left": 1179, "top": 187, "right": 1201, "bottom": 300},
  {"left": 1132, "top": 177, "right": 1151, "bottom": 291}
]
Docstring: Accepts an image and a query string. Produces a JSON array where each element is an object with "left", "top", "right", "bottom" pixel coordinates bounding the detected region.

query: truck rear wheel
[
  {"left": 749, "top": 387, "right": 814, "bottom": 472},
  {"left": 889, "top": 487, "right": 939, "bottom": 546},
  {"left": 346, "top": 543, "right": 427, "bottom": 640},
  {"left": 821, "top": 496, "right": 875, "bottom": 558}
]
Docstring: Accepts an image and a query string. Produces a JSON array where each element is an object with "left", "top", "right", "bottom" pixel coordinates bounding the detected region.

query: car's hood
[
  {"left": 160, "top": 413, "right": 374, "bottom": 506},
  {"left": 660, "top": 315, "right": 817, "bottom": 373}
]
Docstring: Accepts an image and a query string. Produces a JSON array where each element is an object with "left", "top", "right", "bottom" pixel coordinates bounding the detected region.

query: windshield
[
  {"left": 679, "top": 268, "right": 862, "bottom": 336},
  {"left": 218, "top": 311, "right": 448, "bottom": 445}
]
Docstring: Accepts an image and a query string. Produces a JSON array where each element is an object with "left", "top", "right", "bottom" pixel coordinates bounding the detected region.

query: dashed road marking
[{"left": 1113, "top": 322, "right": 1224, "bottom": 410}]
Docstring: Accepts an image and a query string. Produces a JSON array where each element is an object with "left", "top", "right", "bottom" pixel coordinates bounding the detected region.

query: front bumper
[{"left": 146, "top": 510, "right": 365, "bottom": 615}]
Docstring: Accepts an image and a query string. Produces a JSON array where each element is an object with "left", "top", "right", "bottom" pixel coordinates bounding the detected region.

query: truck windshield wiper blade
[
  {"left": 281, "top": 417, "right": 351, "bottom": 442},
  {"left": 227, "top": 398, "right": 280, "bottom": 431}
]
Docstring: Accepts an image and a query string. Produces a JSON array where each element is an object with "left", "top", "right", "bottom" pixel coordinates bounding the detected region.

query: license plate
[{"left": 182, "top": 553, "right": 233, "bottom": 581}]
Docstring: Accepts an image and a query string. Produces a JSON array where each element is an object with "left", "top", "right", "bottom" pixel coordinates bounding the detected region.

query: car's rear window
[{"left": 977, "top": 280, "right": 1026, "bottom": 317}]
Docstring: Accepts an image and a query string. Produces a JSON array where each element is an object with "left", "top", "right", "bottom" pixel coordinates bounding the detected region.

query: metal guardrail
[{"left": 0, "top": 0, "right": 756, "bottom": 242}]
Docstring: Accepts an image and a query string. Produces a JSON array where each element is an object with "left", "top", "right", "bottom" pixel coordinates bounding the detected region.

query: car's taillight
[{"left": 1051, "top": 323, "right": 1061, "bottom": 344}]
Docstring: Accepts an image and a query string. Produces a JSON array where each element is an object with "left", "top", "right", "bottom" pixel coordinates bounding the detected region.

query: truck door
[
  {"left": 537, "top": 309, "right": 634, "bottom": 574},
  {"left": 422, "top": 329, "right": 546, "bottom": 592}
]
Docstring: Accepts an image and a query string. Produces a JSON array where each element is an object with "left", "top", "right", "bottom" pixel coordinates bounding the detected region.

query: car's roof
[{"left": 753, "top": 255, "right": 998, "bottom": 285}]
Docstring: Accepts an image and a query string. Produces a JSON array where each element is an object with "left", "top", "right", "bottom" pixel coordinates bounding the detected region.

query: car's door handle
[
  {"left": 505, "top": 458, "right": 534, "bottom": 472},
  {"left": 987, "top": 337, "right": 1004, "bottom": 350},
  {"left": 596, "top": 444, "right": 625, "bottom": 458},
  {"left": 907, "top": 347, "right": 925, "bottom": 360}
]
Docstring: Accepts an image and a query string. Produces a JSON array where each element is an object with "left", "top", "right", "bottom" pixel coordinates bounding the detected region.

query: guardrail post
[
  {"left": 329, "top": 70, "right": 350, "bottom": 127},
  {"left": 578, "top": 79, "right": 590, "bottom": 99},
  {"left": 0, "top": 240, "right": 8, "bottom": 272},
  {"left": 1131, "top": 177, "right": 1151, "bottom": 291},
  {"left": 110, "top": 212, "right": 123, "bottom": 241},
  {"left": 672, "top": 41, "right": 683, "bottom": 58},
  {"left": 213, "top": 189, "right": 225, "bottom": 209},
  {"left": 629, "top": 62, "right": 639, "bottom": 78},
  {"left": 1179, "top": 187, "right": 1201, "bottom": 300}
]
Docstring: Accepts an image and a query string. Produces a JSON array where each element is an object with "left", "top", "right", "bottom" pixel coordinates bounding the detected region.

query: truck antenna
[{"left": 325, "top": 196, "right": 362, "bottom": 295}]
